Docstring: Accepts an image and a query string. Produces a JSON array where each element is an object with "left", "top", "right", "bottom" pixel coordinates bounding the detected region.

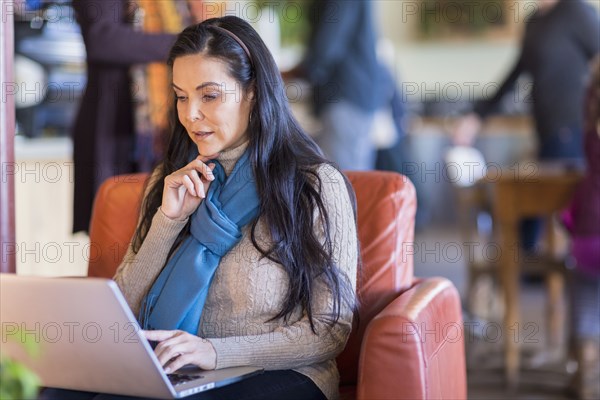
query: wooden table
[{"left": 485, "top": 162, "right": 583, "bottom": 389}]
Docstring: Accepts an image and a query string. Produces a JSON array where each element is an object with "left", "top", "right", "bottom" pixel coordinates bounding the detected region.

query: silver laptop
[{"left": 0, "top": 274, "right": 263, "bottom": 399}]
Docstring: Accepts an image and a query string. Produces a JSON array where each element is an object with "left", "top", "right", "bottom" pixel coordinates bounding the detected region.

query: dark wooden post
[{"left": 1, "top": 0, "right": 16, "bottom": 273}]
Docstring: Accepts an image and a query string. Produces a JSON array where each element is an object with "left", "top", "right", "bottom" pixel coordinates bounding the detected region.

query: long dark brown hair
[{"left": 131, "top": 16, "right": 357, "bottom": 331}]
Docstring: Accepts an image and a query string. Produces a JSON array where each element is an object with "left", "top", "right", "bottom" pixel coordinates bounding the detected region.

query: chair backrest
[
  {"left": 88, "top": 174, "right": 148, "bottom": 279},
  {"left": 88, "top": 171, "right": 417, "bottom": 386}
]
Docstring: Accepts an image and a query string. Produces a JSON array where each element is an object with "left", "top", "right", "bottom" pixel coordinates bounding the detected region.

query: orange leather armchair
[{"left": 89, "top": 171, "right": 467, "bottom": 400}]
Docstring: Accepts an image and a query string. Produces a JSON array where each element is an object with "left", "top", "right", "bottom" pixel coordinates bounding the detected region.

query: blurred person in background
[
  {"left": 453, "top": 0, "right": 599, "bottom": 252},
  {"left": 284, "top": 0, "right": 396, "bottom": 170},
  {"left": 72, "top": 0, "right": 210, "bottom": 233},
  {"left": 563, "top": 55, "right": 600, "bottom": 400}
]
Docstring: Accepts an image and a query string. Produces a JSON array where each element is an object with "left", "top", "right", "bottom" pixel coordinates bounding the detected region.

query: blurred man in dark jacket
[
  {"left": 286, "top": 0, "right": 395, "bottom": 170},
  {"left": 72, "top": 0, "right": 197, "bottom": 232}
]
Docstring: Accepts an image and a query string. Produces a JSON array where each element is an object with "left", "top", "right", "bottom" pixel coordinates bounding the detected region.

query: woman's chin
[{"left": 196, "top": 145, "right": 220, "bottom": 159}]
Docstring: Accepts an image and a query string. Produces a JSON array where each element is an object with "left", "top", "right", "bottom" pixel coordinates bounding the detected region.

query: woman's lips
[{"left": 193, "top": 131, "right": 213, "bottom": 140}]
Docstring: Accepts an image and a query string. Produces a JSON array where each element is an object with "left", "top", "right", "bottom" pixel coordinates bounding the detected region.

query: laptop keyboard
[{"left": 168, "top": 373, "right": 204, "bottom": 387}]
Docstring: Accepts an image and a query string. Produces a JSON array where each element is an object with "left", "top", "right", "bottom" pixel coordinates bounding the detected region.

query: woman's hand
[
  {"left": 161, "top": 155, "right": 217, "bottom": 221},
  {"left": 143, "top": 330, "right": 217, "bottom": 373}
]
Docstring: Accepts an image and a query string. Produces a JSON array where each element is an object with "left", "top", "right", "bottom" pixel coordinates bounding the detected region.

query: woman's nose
[{"left": 187, "top": 103, "right": 205, "bottom": 122}]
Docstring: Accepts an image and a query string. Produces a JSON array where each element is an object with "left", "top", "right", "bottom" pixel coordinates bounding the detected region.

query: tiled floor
[{"left": 413, "top": 227, "right": 580, "bottom": 400}]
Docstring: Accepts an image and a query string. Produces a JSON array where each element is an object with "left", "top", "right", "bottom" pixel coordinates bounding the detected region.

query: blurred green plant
[
  {"left": 253, "top": 0, "right": 311, "bottom": 47},
  {"left": 1, "top": 327, "right": 41, "bottom": 400}
]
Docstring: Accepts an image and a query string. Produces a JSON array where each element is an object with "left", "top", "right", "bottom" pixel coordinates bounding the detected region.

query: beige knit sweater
[{"left": 114, "top": 142, "right": 358, "bottom": 400}]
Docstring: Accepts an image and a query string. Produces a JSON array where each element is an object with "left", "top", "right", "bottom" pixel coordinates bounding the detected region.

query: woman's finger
[
  {"left": 154, "top": 334, "right": 183, "bottom": 355},
  {"left": 164, "top": 353, "right": 191, "bottom": 374},
  {"left": 157, "top": 341, "right": 188, "bottom": 368},
  {"left": 166, "top": 172, "right": 195, "bottom": 195},
  {"left": 191, "top": 159, "right": 215, "bottom": 182},
  {"left": 181, "top": 174, "right": 197, "bottom": 197},
  {"left": 154, "top": 332, "right": 190, "bottom": 361},
  {"left": 143, "top": 329, "right": 177, "bottom": 341},
  {"left": 187, "top": 169, "right": 205, "bottom": 198}
]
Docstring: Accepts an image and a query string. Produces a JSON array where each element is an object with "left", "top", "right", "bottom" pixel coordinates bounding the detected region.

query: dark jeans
[
  {"left": 520, "top": 218, "right": 544, "bottom": 253},
  {"left": 40, "top": 370, "right": 326, "bottom": 400},
  {"left": 521, "top": 129, "right": 585, "bottom": 254}
]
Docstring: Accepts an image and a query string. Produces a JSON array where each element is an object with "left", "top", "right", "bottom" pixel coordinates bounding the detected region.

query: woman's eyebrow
[{"left": 171, "top": 82, "right": 222, "bottom": 91}]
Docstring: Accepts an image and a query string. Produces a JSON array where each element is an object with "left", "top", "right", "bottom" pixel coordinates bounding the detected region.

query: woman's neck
[{"left": 217, "top": 140, "right": 249, "bottom": 176}]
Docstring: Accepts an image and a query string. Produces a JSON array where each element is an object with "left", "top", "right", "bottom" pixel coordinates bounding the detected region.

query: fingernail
[{"left": 165, "top": 366, "right": 171, "bottom": 373}]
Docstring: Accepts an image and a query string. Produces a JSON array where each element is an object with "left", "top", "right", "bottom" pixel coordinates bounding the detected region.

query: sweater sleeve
[
  {"left": 113, "top": 169, "right": 188, "bottom": 316},
  {"left": 208, "top": 165, "right": 358, "bottom": 370},
  {"left": 73, "top": 0, "right": 176, "bottom": 66}
]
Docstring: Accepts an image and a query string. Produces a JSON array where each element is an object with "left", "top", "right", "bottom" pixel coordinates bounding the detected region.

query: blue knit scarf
[{"left": 139, "top": 150, "right": 260, "bottom": 334}]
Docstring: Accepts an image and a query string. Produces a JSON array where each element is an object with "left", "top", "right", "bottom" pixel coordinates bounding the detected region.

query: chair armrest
[{"left": 356, "top": 277, "right": 467, "bottom": 400}]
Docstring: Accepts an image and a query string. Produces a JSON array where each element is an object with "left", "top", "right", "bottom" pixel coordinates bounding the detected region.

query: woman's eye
[
  {"left": 202, "top": 93, "right": 219, "bottom": 102},
  {"left": 176, "top": 96, "right": 187, "bottom": 102}
]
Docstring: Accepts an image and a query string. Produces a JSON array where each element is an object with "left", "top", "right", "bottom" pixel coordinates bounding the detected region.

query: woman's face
[{"left": 172, "top": 54, "right": 253, "bottom": 157}]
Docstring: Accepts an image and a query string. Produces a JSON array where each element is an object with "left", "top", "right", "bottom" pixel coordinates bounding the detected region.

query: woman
[
  {"left": 564, "top": 55, "right": 600, "bottom": 400},
  {"left": 45, "top": 16, "right": 358, "bottom": 400}
]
